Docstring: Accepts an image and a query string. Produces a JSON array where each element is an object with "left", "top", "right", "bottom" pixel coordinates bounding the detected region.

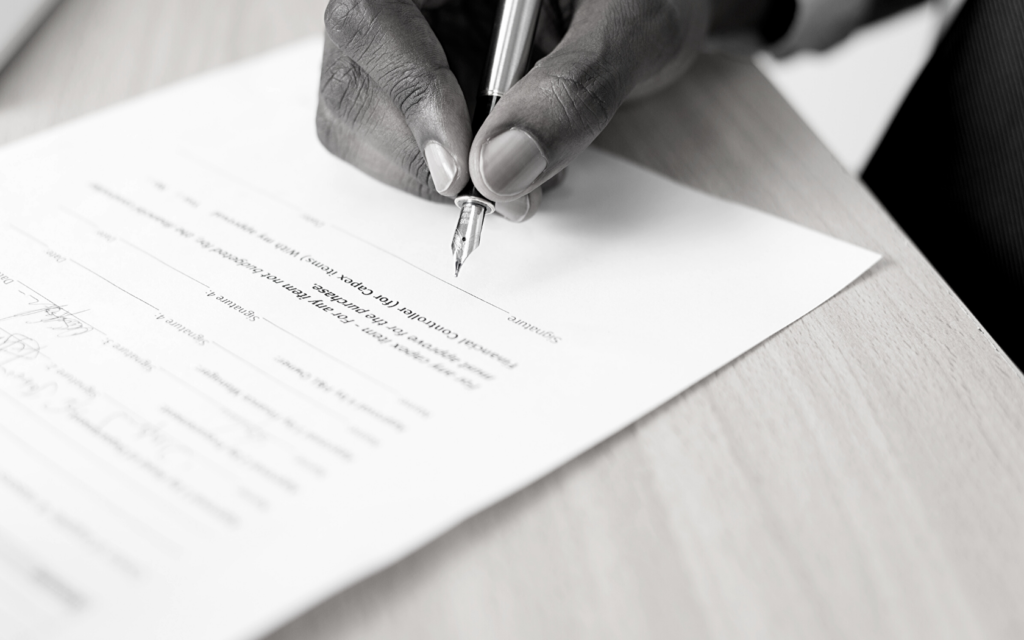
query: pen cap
[{"left": 482, "top": 0, "right": 544, "bottom": 97}]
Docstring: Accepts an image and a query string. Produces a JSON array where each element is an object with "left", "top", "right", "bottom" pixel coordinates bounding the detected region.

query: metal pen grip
[{"left": 482, "top": 0, "right": 543, "bottom": 97}]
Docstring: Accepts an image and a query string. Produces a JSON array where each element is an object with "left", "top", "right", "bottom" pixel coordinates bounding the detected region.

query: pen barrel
[
  {"left": 455, "top": 0, "right": 541, "bottom": 204},
  {"left": 471, "top": 95, "right": 501, "bottom": 136},
  {"left": 481, "top": 0, "right": 543, "bottom": 98}
]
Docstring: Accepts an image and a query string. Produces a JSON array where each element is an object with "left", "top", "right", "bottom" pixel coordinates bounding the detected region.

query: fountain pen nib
[{"left": 451, "top": 197, "right": 490, "bottom": 277}]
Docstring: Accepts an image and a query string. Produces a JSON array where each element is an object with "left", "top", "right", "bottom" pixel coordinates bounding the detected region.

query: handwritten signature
[
  {"left": 0, "top": 289, "right": 94, "bottom": 339},
  {"left": 0, "top": 330, "right": 40, "bottom": 366}
]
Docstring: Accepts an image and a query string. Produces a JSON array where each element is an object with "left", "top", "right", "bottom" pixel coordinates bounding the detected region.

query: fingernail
[
  {"left": 495, "top": 190, "right": 540, "bottom": 223},
  {"left": 480, "top": 128, "right": 546, "bottom": 198},
  {"left": 424, "top": 141, "right": 458, "bottom": 194}
]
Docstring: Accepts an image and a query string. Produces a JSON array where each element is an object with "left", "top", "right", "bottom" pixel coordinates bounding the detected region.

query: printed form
[{"left": 0, "top": 39, "right": 879, "bottom": 640}]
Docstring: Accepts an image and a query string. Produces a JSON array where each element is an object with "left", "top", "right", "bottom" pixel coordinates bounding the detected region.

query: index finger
[{"left": 325, "top": 0, "right": 472, "bottom": 197}]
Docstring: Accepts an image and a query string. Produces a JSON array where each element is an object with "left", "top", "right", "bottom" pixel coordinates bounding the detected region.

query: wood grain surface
[{"left": 2, "top": 1, "right": 1022, "bottom": 639}]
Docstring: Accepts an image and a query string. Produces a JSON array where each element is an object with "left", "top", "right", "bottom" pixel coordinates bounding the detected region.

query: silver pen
[{"left": 452, "top": 0, "right": 543, "bottom": 276}]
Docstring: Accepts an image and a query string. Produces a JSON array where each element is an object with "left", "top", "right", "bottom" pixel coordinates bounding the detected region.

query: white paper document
[{"left": 0, "top": 38, "right": 879, "bottom": 640}]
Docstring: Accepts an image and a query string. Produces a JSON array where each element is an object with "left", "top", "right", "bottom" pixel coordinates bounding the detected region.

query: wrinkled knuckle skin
[
  {"left": 326, "top": 0, "right": 412, "bottom": 57},
  {"left": 317, "top": 57, "right": 375, "bottom": 160},
  {"left": 534, "top": 56, "right": 620, "bottom": 138},
  {"left": 325, "top": 0, "right": 377, "bottom": 50},
  {"left": 379, "top": 62, "right": 444, "bottom": 118},
  {"left": 320, "top": 56, "right": 374, "bottom": 125}
]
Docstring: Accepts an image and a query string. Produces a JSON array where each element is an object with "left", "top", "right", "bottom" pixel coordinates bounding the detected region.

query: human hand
[{"left": 316, "top": 0, "right": 765, "bottom": 220}]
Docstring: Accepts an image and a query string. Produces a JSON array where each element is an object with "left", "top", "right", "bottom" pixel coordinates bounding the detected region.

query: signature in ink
[
  {"left": 0, "top": 330, "right": 40, "bottom": 366},
  {"left": 1, "top": 290, "right": 93, "bottom": 338}
]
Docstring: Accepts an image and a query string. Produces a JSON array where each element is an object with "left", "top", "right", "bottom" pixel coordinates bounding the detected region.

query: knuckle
[
  {"left": 534, "top": 55, "right": 620, "bottom": 136},
  {"left": 324, "top": 0, "right": 353, "bottom": 36},
  {"left": 324, "top": 0, "right": 445, "bottom": 121},
  {"left": 319, "top": 56, "right": 375, "bottom": 125},
  {"left": 379, "top": 61, "right": 444, "bottom": 117},
  {"left": 324, "top": 0, "right": 379, "bottom": 49}
]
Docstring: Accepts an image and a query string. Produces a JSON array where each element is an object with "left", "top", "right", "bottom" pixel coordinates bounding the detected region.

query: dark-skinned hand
[{"left": 316, "top": 0, "right": 768, "bottom": 221}]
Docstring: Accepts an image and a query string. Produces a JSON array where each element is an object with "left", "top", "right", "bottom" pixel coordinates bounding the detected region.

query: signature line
[
  {"left": 68, "top": 260, "right": 158, "bottom": 311},
  {"left": 119, "top": 239, "right": 209, "bottom": 288},
  {"left": 328, "top": 224, "right": 510, "bottom": 314},
  {"left": 7, "top": 225, "right": 48, "bottom": 248},
  {"left": 175, "top": 150, "right": 509, "bottom": 314}
]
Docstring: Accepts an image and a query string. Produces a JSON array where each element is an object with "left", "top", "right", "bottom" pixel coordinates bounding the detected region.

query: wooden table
[{"left": 3, "top": 1, "right": 1022, "bottom": 638}]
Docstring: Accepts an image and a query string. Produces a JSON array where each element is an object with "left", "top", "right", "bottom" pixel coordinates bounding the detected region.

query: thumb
[{"left": 469, "top": 0, "right": 707, "bottom": 202}]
